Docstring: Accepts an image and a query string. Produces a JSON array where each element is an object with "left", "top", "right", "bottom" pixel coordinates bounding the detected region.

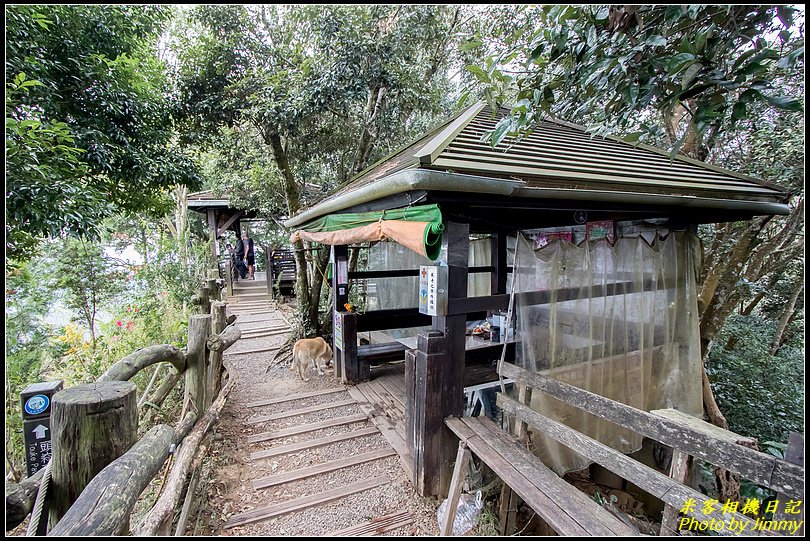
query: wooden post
[
  {"left": 405, "top": 349, "right": 416, "bottom": 458},
  {"left": 206, "top": 278, "right": 219, "bottom": 302},
  {"left": 412, "top": 330, "right": 448, "bottom": 496},
  {"left": 332, "top": 245, "right": 350, "bottom": 310},
  {"left": 224, "top": 260, "right": 234, "bottom": 298},
  {"left": 660, "top": 449, "right": 691, "bottom": 535},
  {"left": 499, "top": 382, "right": 531, "bottom": 535},
  {"left": 208, "top": 302, "right": 227, "bottom": 398},
  {"left": 338, "top": 312, "right": 365, "bottom": 384},
  {"left": 331, "top": 245, "right": 353, "bottom": 383},
  {"left": 429, "top": 221, "right": 469, "bottom": 497},
  {"left": 185, "top": 314, "right": 212, "bottom": 414},
  {"left": 774, "top": 432, "right": 804, "bottom": 535},
  {"left": 48, "top": 425, "right": 175, "bottom": 536},
  {"left": 48, "top": 381, "right": 138, "bottom": 527},
  {"left": 207, "top": 209, "right": 218, "bottom": 270},
  {"left": 265, "top": 245, "right": 274, "bottom": 299},
  {"left": 490, "top": 231, "right": 507, "bottom": 295},
  {"left": 441, "top": 441, "right": 472, "bottom": 536}
]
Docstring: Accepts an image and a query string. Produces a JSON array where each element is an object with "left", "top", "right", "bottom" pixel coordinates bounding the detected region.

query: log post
[
  {"left": 206, "top": 278, "right": 220, "bottom": 302},
  {"left": 48, "top": 381, "right": 138, "bottom": 528},
  {"left": 48, "top": 425, "right": 175, "bottom": 536},
  {"left": 224, "top": 260, "right": 234, "bottom": 298},
  {"left": 185, "top": 314, "right": 212, "bottom": 414},
  {"left": 208, "top": 302, "right": 227, "bottom": 398}
]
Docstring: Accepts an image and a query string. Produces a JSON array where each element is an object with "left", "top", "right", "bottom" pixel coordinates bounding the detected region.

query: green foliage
[
  {"left": 706, "top": 314, "right": 804, "bottom": 444},
  {"left": 5, "top": 259, "right": 62, "bottom": 481},
  {"left": 171, "top": 5, "right": 464, "bottom": 206},
  {"left": 471, "top": 5, "right": 804, "bottom": 154},
  {"left": 5, "top": 5, "right": 201, "bottom": 263},
  {"left": 54, "top": 238, "right": 127, "bottom": 346}
]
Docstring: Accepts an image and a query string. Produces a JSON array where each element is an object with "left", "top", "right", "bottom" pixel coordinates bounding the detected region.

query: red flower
[{"left": 116, "top": 320, "right": 123, "bottom": 327}]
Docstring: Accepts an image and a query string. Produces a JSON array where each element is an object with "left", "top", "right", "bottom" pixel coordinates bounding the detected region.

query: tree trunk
[
  {"left": 771, "top": 283, "right": 803, "bottom": 355},
  {"left": 306, "top": 246, "right": 331, "bottom": 336},
  {"left": 266, "top": 129, "right": 312, "bottom": 334}
]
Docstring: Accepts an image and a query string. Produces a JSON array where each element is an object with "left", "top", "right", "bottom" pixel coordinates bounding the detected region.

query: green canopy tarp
[{"left": 290, "top": 204, "right": 445, "bottom": 260}]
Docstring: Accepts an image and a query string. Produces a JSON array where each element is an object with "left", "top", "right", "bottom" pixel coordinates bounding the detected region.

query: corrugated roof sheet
[
  {"left": 428, "top": 107, "right": 784, "bottom": 202},
  {"left": 286, "top": 102, "right": 788, "bottom": 226}
]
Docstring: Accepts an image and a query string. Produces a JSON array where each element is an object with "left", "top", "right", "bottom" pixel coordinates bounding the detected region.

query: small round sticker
[{"left": 25, "top": 394, "right": 49, "bottom": 416}]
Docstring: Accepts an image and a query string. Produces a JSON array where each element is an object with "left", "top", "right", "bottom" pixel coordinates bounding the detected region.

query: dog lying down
[{"left": 290, "top": 337, "right": 333, "bottom": 381}]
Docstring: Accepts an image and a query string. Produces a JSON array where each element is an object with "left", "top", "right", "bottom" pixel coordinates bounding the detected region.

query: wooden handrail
[{"left": 499, "top": 362, "right": 804, "bottom": 498}]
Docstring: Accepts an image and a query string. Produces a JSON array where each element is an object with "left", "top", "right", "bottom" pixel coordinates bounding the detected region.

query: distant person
[{"left": 236, "top": 232, "right": 255, "bottom": 280}]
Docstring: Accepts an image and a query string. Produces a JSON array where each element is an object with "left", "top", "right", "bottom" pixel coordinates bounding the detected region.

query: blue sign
[{"left": 24, "top": 394, "right": 49, "bottom": 416}]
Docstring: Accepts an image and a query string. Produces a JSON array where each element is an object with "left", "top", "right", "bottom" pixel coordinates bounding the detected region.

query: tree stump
[{"left": 48, "top": 381, "right": 137, "bottom": 528}]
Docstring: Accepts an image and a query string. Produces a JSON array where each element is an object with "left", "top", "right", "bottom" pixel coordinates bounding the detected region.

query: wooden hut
[{"left": 283, "top": 101, "right": 790, "bottom": 503}]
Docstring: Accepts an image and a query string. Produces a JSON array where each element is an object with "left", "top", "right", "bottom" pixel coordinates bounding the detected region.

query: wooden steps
[
  {"left": 246, "top": 398, "right": 357, "bottom": 424},
  {"left": 252, "top": 447, "right": 396, "bottom": 489},
  {"left": 247, "top": 413, "right": 367, "bottom": 444},
  {"left": 249, "top": 427, "right": 380, "bottom": 461},
  {"left": 223, "top": 475, "right": 390, "bottom": 529},
  {"left": 246, "top": 387, "right": 346, "bottom": 408},
  {"left": 224, "top": 362, "right": 413, "bottom": 533}
]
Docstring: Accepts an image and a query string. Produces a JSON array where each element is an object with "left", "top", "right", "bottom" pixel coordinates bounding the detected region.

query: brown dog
[{"left": 290, "top": 337, "right": 333, "bottom": 381}]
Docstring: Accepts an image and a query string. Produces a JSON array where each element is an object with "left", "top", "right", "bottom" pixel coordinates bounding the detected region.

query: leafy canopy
[
  {"left": 5, "top": 5, "right": 202, "bottom": 262},
  {"left": 468, "top": 5, "right": 804, "bottom": 155}
]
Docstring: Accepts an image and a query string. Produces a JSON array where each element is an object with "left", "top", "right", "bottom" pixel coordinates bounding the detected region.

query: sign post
[{"left": 21, "top": 381, "right": 63, "bottom": 477}]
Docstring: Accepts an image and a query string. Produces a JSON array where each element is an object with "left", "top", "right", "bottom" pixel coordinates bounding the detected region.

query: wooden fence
[{"left": 6, "top": 275, "right": 241, "bottom": 536}]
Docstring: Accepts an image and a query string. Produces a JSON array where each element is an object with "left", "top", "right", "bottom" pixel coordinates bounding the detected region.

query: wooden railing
[
  {"left": 494, "top": 362, "right": 805, "bottom": 536},
  {"left": 5, "top": 273, "right": 241, "bottom": 536}
]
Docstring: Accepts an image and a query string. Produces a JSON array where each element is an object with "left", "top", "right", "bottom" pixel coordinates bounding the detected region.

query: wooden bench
[
  {"left": 357, "top": 341, "right": 408, "bottom": 365},
  {"left": 444, "top": 415, "right": 636, "bottom": 535}
]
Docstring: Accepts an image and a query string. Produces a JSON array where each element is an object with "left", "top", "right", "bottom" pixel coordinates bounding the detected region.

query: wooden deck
[{"left": 347, "top": 362, "right": 413, "bottom": 483}]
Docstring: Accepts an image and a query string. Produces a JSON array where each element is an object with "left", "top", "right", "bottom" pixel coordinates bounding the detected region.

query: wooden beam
[
  {"left": 440, "top": 442, "right": 472, "bottom": 536},
  {"left": 326, "top": 510, "right": 413, "bottom": 536},
  {"left": 446, "top": 279, "right": 653, "bottom": 315},
  {"left": 249, "top": 426, "right": 379, "bottom": 461},
  {"left": 245, "top": 387, "right": 346, "bottom": 408},
  {"left": 216, "top": 210, "right": 243, "bottom": 237},
  {"left": 247, "top": 413, "right": 368, "bottom": 444},
  {"left": 348, "top": 266, "right": 494, "bottom": 280},
  {"left": 252, "top": 447, "right": 395, "bottom": 489},
  {"left": 223, "top": 475, "right": 390, "bottom": 529},
  {"left": 499, "top": 362, "right": 804, "bottom": 498},
  {"left": 496, "top": 394, "right": 766, "bottom": 533},
  {"left": 246, "top": 398, "right": 356, "bottom": 425},
  {"left": 491, "top": 232, "right": 507, "bottom": 295}
]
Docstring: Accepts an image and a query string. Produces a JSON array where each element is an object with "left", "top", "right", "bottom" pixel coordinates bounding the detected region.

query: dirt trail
[{"left": 194, "top": 301, "right": 441, "bottom": 536}]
